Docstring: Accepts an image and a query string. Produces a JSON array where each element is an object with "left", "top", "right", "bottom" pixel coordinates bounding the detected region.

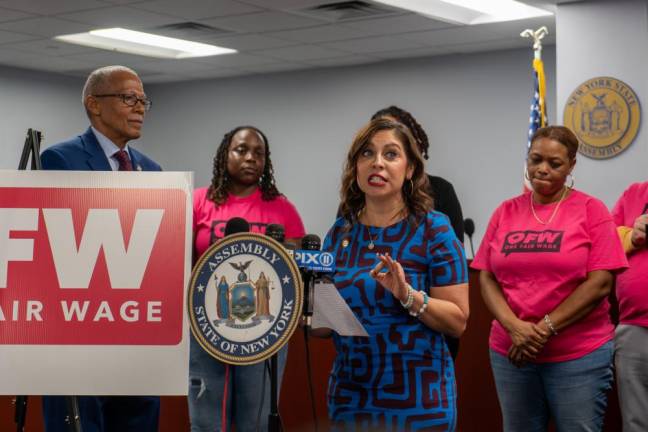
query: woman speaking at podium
[{"left": 321, "top": 119, "right": 469, "bottom": 431}]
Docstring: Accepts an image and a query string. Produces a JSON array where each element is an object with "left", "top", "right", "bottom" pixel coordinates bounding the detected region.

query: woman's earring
[
  {"left": 524, "top": 169, "right": 531, "bottom": 181},
  {"left": 567, "top": 174, "right": 575, "bottom": 189}
]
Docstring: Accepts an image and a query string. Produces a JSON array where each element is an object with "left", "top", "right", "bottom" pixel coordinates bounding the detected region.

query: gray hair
[{"left": 82, "top": 65, "right": 139, "bottom": 104}]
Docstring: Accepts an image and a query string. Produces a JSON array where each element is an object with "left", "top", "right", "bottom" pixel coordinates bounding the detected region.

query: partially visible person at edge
[
  {"left": 611, "top": 181, "right": 648, "bottom": 432},
  {"left": 40, "top": 65, "right": 161, "bottom": 432},
  {"left": 189, "top": 125, "right": 305, "bottom": 432},
  {"left": 372, "top": 105, "right": 465, "bottom": 360},
  {"left": 319, "top": 118, "right": 469, "bottom": 431},
  {"left": 471, "top": 125, "right": 627, "bottom": 431}
]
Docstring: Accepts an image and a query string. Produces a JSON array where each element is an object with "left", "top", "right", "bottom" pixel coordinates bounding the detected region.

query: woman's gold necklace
[
  {"left": 367, "top": 226, "right": 376, "bottom": 250},
  {"left": 530, "top": 186, "right": 569, "bottom": 225},
  {"left": 361, "top": 205, "right": 405, "bottom": 250}
]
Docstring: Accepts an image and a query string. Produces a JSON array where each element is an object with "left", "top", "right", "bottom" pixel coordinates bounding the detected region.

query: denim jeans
[
  {"left": 489, "top": 341, "right": 613, "bottom": 432},
  {"left": 188, "top": 334, "right": 288, "bottom": 432}
]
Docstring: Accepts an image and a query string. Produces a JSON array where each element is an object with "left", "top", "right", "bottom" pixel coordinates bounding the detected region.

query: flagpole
[
  {"left": 521, "top": 26, "right": 549, "bottom": 191},
  {"left": 520, "top": 26, "right": 548, "bottom": 60}
]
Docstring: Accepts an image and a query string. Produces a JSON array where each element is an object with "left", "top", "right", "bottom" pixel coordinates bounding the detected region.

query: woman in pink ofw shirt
[
  {"left": 190, "top": 126, "right": 305, "bottom": 432},
  {"left": 472, "top": 126, "right": 627, "bottom": 432}
]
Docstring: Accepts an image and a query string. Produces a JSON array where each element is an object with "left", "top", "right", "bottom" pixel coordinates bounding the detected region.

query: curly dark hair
[
  {"left": 371, "top": 105, "right": 430, "bottom": 160},
  {"left": 339, "top": 119, "right": 432, "bottom": 224},
  {"left": 207, "top": 126, "right": 281, "bottom": 205}
]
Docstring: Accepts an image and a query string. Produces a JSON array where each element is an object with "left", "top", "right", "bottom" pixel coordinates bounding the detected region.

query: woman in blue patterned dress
[{"left": 321, "top": 119, "right": 469, "bottom": 431}]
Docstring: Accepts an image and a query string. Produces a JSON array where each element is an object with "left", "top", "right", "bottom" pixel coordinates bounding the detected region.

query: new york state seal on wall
[
  {"left": 563, "top": 76, "right": 641, "bottom": 159},
  {"left": 188, "top": 232, "right": 302, "bottom": 365}
]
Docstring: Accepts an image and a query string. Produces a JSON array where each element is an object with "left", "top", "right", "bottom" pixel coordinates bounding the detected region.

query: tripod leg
[
  {"left": 268, "top": 354, "right": 281, "bottom": 432},
  {"left": 65, "top": 396, "right": 83, "bottom": 432},
  {"left": 14, "top": 396, "right": 28, "bottom": 432}
]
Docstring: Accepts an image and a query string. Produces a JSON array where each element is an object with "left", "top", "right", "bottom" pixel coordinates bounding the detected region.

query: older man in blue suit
[{"left": 40, "top": 65, "right": 160, "bottom": 432}]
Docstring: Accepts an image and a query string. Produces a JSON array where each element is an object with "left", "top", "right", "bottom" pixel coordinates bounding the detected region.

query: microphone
[
  {"left": 265, "top": 223, "right": 295, "bottom": 258},
  {"left": 224, "top": 217, "right": 249, "bottom": 236},
  {"left": 294, "top": 234, "right": 336, "bottom": 329},
  {"left": 464, "top": 218, "right": 475, "bottom": 259},
  {"left": 265, "top": 223, "right": 285, "bottom": 244},
  {"left": 294, "top": 234, "right": 335, "bottom": 273}
]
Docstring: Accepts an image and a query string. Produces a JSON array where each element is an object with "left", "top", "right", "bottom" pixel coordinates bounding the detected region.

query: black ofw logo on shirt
[{"left": 501, "top": 230, "right": 564, "bottom": 256}]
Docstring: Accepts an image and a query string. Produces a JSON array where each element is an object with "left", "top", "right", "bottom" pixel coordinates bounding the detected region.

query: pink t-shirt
[
  {"left": 472, "top": 189, "right": 627, "bottom": 362},
  {"left": 193, "top": 187, "right": 306, "bottom": 258},
  {"left": 611, "top": 181, "right": 648, "bottom": 327}
]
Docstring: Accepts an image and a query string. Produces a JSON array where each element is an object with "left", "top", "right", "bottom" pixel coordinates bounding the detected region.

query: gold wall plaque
[{"left": 563, "top": 76, "right": 640, "bottom": 159}]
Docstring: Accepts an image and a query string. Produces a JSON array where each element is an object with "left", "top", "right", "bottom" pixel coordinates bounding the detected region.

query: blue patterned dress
[{"left": 322, "top": 212, "right": 468, "bottom": 431}]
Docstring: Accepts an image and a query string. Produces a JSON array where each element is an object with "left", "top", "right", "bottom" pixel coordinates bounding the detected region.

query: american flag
[{"left": 525, "top": 57, "right": 547, "bottom": 190}]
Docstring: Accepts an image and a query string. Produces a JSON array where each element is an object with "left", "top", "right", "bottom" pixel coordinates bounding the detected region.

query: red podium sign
[{"left": 0, "top": 170, "right": 192, "bottom": 395}]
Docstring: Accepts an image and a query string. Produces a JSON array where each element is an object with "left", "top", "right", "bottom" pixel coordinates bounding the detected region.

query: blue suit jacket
[
  {"left": 41, "top": 127, "right": 161, "bottom": 172},
  {"left": 39, "top": 127, "right": 161, "bottom": 432}
]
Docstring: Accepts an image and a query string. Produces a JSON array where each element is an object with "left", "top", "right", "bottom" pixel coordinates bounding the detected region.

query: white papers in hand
[{"left": 312, "top": 282, "right": 369, "bottom": 337}]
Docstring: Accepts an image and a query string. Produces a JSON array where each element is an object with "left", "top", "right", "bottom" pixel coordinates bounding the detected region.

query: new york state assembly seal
[
  {"left": 188, "top": 232, "right": 302, "bottom": 365},
  {"left": 563, "top": 76, "right": 641, "bottom": 159}
]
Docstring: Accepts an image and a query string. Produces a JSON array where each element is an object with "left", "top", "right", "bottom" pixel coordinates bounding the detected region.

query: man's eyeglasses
[{"left": 93, "top": 93, "right": 152, "bottom": 111}]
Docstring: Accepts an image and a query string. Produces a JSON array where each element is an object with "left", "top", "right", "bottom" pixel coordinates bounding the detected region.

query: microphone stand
[
  {"left": 300, "top": 269, "right": 319, "bottom": 432},
  {"left": 14, "top": 129, "right": 83, "bottom": 432},
  {"left": 467, "top": 235, "right": 475, "bottom": 259},
  {"left": 268, "top": 355, "right": 281, "bottom": 432},
  {"left": 14, "top": 129, "right": 41, "bottom": 432}
]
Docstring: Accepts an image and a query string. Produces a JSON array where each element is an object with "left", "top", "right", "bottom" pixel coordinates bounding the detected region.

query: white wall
[
  {"left": 0, "top": 66, "right": 86, "bottom": 169},
  {"left": 1, "top": 46, "right": 556, "bottom": 247},
  {"left": 141, "top": 47, "right": 557, "bottom": 245},
  {"left": 556, "top": 0, "right": 648, "bottom": 207}
]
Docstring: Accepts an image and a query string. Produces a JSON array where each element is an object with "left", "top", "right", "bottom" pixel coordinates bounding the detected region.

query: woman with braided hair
[
  {"left": 189, "top": 125, "right": 305, "bottom": 432},
  {"left": 372, "top": 106, "right": 465, "bottom": 360}
]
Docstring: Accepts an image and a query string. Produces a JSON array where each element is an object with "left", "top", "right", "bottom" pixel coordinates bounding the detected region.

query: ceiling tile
[
  {"left": 139, "top": 73, "right": 190, "bottom": 83},
  {"left": 234, "top": 61, "right": 315, "bottom": 75},
  {"left": 449, "top": 38, "right": 530, "bottom": 54},
  {"left": 9, "top": 37, "right": 99, "bottom": 56},
  {"left": 402, "top": 25, "right": 504, "bottom": 47},
  {"left": 200, "top": 11, "right": 327, "bottom": 33},
  {"left": 266, "top": 24, "right": 371, "bottom": 43},
  {"left": 59, "top": 6, "right": 178, "bottom": 28},
  {"left": 0, "top": 29, "right": 38, "bottom": 44},
  {"left": 132, "top": 0, "right": 261, "bottom": 20},
  {"left": 192, "top": 52, "right": 279, "bottom": 68},
  {"left": 203, "top": 33, "right": 297, "bottom": 51},
  {"left": 99, "top": 0, "right": 151, "bottom": 4},
  {"left": 233, "top": 0, "right": 330, "bottom": 10},
  {"left": 485, "top": 16, "right": 555, "bottom": 39},
  {"left": 0, "top": 7, "right": 34, "bottom": 22},
  {"left": 259, "top": 44, "right": 347, "bottom": 61},
  {"left": 133, "top": 58, "right": 217, "bottom": 74},
  {"left": 303, "top": 54, "right": 379, "bottom": 67},
  {"left": 0, "top": 0, "right": 106, "bottom": 15},
  {"left": 0, "top": 17, "right": 93, "bottom": 37},
  {"left": 322, "top": 35, "right": 427, "bottom": 54},
  {"left": 0, "top": 47, "right": 90, "bottom": 71},
  {"left": 62, "top": 50, "right": 155, "bottom": 69},
  {"left": 342, "top": 13, "right": 455, "bottom": 35},
  {"left": 371, "top": 46, "right": 447, "bottom": 60},
  {"left": 171, "top": 66, "right": 242, "bottom": 79}
]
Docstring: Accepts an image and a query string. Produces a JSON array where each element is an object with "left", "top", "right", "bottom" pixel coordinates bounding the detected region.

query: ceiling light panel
[
  {"left": 371, "top": 0, "right": 552, "bottom": 25},
  {"left": 55, "top": 27, "right": 237, "bottom": 59}
]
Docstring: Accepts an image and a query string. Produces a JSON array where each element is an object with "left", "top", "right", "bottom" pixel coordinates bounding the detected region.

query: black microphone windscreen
[
  {"left": 301, "top": 234, "right": 321, "bottom": 251},
  {"left": 224, "top": 217, "right": 249, "bottom": 236},
  {"left": 266, "top": 223, "right": 285, "bottom": 243},
  {"left": 464, "top": 218, "right": 475, "bottom": 237}
]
